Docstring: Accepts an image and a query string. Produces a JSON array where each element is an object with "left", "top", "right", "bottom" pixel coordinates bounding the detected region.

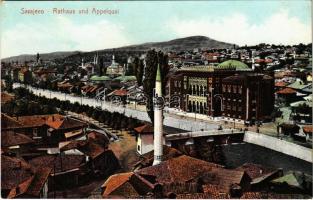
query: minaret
[
  {"left": 81, "top": 58, "right": 84, "bottom": 68},
  {"left": 112, "top": 54, "right": 116, "bottom": 65},
  {"left": 251, "top": 51, "right": 255, "bottom": 71},
  {"left": 153, "top": 65, "right": 164, "bottom": 166}
]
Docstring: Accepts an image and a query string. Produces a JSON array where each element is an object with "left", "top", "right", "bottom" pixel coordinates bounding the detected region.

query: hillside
[
  {"left": 107, "top": 35, "right": 236, "bottom": 52},
  {"left": 2, "top": 36, "right": 236, "bottom": 63}
]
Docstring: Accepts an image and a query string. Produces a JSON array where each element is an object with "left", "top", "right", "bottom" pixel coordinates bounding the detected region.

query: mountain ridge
[{"left": 2, "top": 36, "right": 237, "bottom": 62}]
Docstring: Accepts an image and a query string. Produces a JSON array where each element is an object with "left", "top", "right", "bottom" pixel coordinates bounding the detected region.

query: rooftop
[
  {"left": 1, "top": 130, "right": 34, "bottom": 148},
  {"left": 90, "top": 75, "right": 111, "bottom": 82},
  {"left": 179, "top": 60, "right": 252, "bottom": 72},
  {"left": 137, "top": 155, "right": 223, "bottom": 184}
]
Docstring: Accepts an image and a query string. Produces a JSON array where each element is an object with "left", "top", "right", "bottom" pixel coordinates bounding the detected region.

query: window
[
  {"left": 238, "top": 86, "right": 242, "bottom": 94},
  {"left": 233, "top": 86, "right": 237, "bottom": 93},
  {"left": 137, "top": 145, "right": 140, "bottom": 151},
  {"left": 228, "top": 85, "right": 231, "bottom": 93}
]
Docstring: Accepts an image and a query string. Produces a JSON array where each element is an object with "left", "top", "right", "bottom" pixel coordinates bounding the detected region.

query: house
[
  {"left": 132, "top": 145, "right": 182, "bottom": 171},
  {"left": 302, "top": 126, "right": 312, "bottom": 141},
  {"left": 1, "top": 156, "right": 51, "bottom": 198},
  {"left": 3, "top": 114, "right": 88, "bottom": 148},
  {"left": 11, "top": 67, "right": 20, "bottom": 82},
  {"left": 270, "top": 171, "right": 312, "bottom": 195},
  {"left": 1, "top": 113, "right": 24, "bottom": 132},
  {"left": 45, "top": 114, "right": 88, "bottom": 145},
  {"left": 107, "top": 89, "right": 128, "bottom": 104},
  {"left": 134, "top": 123, "right": 188, "bottom": 155},
  {"left": 1, "top": 92, "right": 14, "bottom": 105},
  {"left": 275, "top": 87, "right": 298, "bottom": 103},
  {"left": 103, "top": 155, "right": 251, "bottom": 198},
  {"left": 29, "top": 154, "right": 86, "bottom": 190},
  {"left": 60, "top": 139, "right": 120, "bottom": 177},
  {"left": 235, "top": 163, "right": 283, "bottom": 191},
  {"left": 101, "top": 172, "right": 155, "bottom": 198},
  {"left": 4, "top": 114, "right": 62, "bottom": 139},
  {"left": 134, "top": 124, "right": 154, "bottom": 155},
  {"left": 57, "top": 82, "right": 73, "bottom": 93},
  {"left": 87, "top": 130, "right": 109, "bottom": 148},
  {"left": 18, "top": 67, "right": 33, "bottom": 84},
  {"left": 1, "top": 130, "right": 35, "bottom": 156}
]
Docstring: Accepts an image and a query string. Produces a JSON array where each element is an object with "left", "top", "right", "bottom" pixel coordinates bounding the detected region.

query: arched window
[
  {"left": 200, "top": 102, "right": 203, "bottom": 114},
  {"left": 196, "top": 85, "right": 200, "bottom": 96},
  {"left": 233, "top": 85, "right": 237, "bottom": 93}
]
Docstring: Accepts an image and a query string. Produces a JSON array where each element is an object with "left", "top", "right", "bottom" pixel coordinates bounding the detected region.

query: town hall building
[{"left": 167, "top": 60, "right": 274, "bottom": 124}]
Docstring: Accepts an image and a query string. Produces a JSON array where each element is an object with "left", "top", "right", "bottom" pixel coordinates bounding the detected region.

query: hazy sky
[{"left": 1, "top": 1, "right": 311, "bottom": 58}]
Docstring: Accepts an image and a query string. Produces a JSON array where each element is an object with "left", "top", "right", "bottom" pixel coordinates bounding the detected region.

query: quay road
[{"left": 14, "top": 83, "right": 219, "bottom": 132}]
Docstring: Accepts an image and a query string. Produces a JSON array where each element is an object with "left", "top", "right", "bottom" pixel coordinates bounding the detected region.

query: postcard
[{"left": 0, "top": 0, "right": 312, "bottom": 199}]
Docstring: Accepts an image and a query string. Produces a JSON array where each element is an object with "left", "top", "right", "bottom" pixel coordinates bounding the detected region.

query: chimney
[{"left": 153, "top": 64, "right": 163, "bottom": 166}]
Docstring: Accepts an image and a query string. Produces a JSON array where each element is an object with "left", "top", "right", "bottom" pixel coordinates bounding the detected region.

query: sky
[{"left": 1, "top": 0, "right": 312, "bottom": 58}]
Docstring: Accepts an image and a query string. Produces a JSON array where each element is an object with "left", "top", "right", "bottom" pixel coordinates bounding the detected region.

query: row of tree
[{"left": 3, "top": 87, "right": 144, "bottom": 132}]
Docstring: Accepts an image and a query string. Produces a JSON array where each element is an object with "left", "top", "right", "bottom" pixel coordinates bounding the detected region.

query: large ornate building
[{"left": 167, "top": 60, "right": 274, "bottom": 124}]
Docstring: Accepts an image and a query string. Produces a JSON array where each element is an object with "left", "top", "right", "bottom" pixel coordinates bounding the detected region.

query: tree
[
  {"left": 142, "top": 49, "right": 170, "bottom": 123},
  {"left": 134, "top": 57, "right": 144, "bottom": 86}
]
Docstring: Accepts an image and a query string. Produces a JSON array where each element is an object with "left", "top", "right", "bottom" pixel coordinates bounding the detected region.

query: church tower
[{"left": 153, "top": 64, "right": 164, "bottom": 166}]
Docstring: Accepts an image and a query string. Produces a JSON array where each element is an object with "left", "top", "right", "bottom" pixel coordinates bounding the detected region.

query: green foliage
[
  {"left": 142, "top": 49, "right": 170, "bottom": 123},
  {"left": 133, "top": 57, "right": 144, "bottom": 86}
]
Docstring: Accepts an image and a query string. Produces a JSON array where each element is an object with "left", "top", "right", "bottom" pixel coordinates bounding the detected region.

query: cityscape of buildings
[{"left": 1, "top": 39, "right": 312, "bottom": 199}]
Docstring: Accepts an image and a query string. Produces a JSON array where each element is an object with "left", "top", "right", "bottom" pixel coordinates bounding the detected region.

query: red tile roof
[
  {"left": 1, "top": 156, "right": 34, "bottom": 190},
  {"left": 303, "top": 126, "right": 313, "bottom": 135},
  {"left": 137, "top": 155, "right": 223, "bottom": 184},
  {"left": 102, "top": 172, "right": 134, "bottom": 197},
  {"left": 275, "top": 81, "right": 288, "bottom": 87},
  {"left": 132, "top": 146, "right": 182, "bottom": 170},
  {"left": 7, "top": 167, "right": 51, "bottom": 198},
  {"left": 14, "top": 114, "right": 61, "bottom": 128},
  {"left": 276, "top": 87, "right": 297, "bottom": 94},
  {"left": 235, "top": 163, "right": 276, "bottom": 180},
  {"left": 29, "top": 155, "right": 85, "bottom": 174},
  {"left": 60, "top": 140, "right": 105, "bottom": 159},
  {"left": 176, "top": 192, "right": 230, "bottom": 199},
  {"left": 240, "top": 192, "right": 311, "bottom": 199},
  {"left": 112, "top": 89, "right": 128, "bottom": 96},
  {"left": 134, "top": 124, "right": 154, "bottom": 134},
  {"left": 202, "top": 184, "right": 221, "bottom": 195},
  {"left": 1, "top": 130, "right": 34, "bottom": 147},
  {"left": 240, "top": 192, "right": 264, "bottom": 199},
  {"left": 25, "top": 167, "right": 51, "bottom": 197},
  {"left": 1, "top": 113, "right": 23, "bottom": 130},
  {"left": 7, "top": 176, "right": 34, "bottom": 198},
  {"left": 101, "top": 172, "right": 155, "bottom": 198},
  {"left": 87, "top": 131, "right": 109, "bottom": 147},
  {"left": 200, "top": 168, "right": 250, "bottom": 192},
  {"left": 1, "top": 92, "right": 14, "bottom": 104},
  {"left": 45, "top": 115, "right": 87, "bottom": 130}
]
